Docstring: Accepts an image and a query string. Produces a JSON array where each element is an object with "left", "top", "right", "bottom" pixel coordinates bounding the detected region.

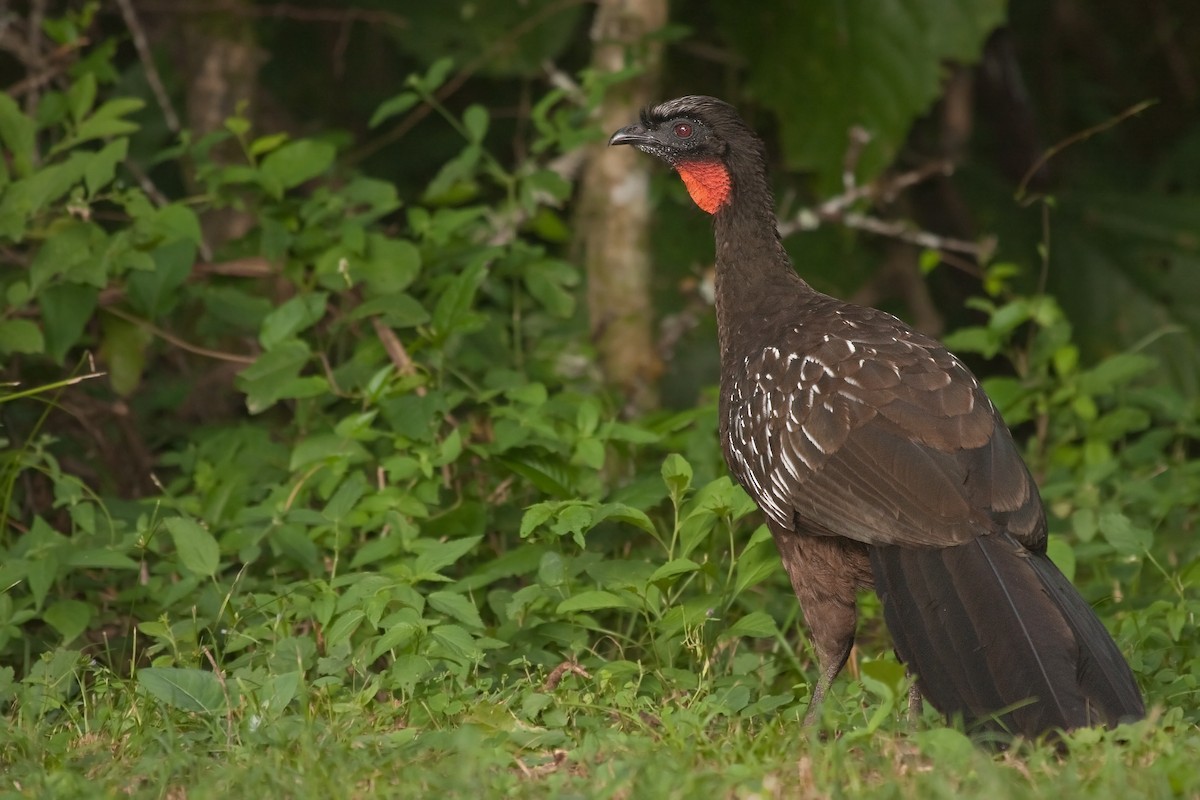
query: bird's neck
[{"left": 711, "top": 157, "right": 811, "bottom": 363}]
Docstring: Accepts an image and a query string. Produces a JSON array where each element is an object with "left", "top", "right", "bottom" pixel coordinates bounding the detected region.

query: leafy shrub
[{"left": 0, "top": 30, "right": 1195, "bottom": 743}]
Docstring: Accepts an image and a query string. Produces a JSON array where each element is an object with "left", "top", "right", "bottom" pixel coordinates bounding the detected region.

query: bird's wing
[{"left": 722, "top": 310, "right": 1046, "bottom": 549}]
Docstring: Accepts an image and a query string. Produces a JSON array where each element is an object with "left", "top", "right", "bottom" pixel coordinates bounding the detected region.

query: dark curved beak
[{"left": 609, "top": 124, "right": 652, "bottom": 147}]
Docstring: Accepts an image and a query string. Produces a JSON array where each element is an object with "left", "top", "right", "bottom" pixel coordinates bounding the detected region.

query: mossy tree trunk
[{"left": 576, "top": 0, "right": 668, "bottom": 415}]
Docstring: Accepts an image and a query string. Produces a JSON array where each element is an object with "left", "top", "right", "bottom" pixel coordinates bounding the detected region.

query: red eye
[{"left": 673, "top": 122, "right": 693, "bottom": 139}]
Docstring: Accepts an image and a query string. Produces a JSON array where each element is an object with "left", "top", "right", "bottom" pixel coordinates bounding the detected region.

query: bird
[{"left": 609, "top": 95, "right": 1145, "bottom": 739}]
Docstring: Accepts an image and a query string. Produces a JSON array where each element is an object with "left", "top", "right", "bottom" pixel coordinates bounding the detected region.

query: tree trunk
[
  {"left": 577, "top": 0, "right": 668, "bottom": 415},
  {"left": 155, "top": 1, "right": 265, "bottom": 251}
]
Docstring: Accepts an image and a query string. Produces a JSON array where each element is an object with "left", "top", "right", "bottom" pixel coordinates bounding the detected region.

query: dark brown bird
[{"left": 610, "top": 96, "right": 1144, "bottom": 739}]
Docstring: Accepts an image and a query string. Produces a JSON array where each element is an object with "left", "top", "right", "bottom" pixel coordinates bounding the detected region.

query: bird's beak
[{"left": 608, "top": 124, "right": 653, "bottom": 147}]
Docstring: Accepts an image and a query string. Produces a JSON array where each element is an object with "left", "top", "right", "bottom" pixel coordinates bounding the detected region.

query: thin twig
[
  {"left": 542, "top": 661, "right": 591, "bottom": 691},
  {"left": 200, "top": 646, "right": 235, "bottom": 741},
  {"left": 841, "top": 212, "right": 996, "bottom": 260},
  {"left": 1015, "top": 99, "right": 1158, "bottom": 204},
  {"left": 102, "top": 306, "right": 256, "bottom": 365},
  {"left": 25, "top": 0, "right": 47, "bottom": 120},
  {"left": 121, "top": 157, "right": 172, "bottom": 208},
  {"left": 370, "top": 316, "right": 426, "bottom": 397},
  {"left": 370, "top": 317, "right": 416, "bottom": 377},
  {"left": 195, "top": 257, "right": 275, "bottom": 279},
  {"left": 121, "top": 158, "right": 214, "bottom": 261},
  {"left": 115, "top": 0, "right": 180, "bottom": 133},
  {"left": 778, "top": 126, "right": 989, "bottom": 261}
]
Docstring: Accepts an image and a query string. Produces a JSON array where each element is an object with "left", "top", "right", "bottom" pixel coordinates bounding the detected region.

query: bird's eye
[{"left": 673, "top": 122, "right": 693, "bottom": 139}]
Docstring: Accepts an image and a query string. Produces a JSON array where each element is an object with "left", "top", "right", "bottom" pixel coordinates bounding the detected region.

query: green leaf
[
  {"left": 0, "top": 320, "right": 45, "bottom": 355},
  {"left": 164, "top": 516, "right": 220, "bottom": 577},
  {"left": 249, "top": 132, "right": 290, "bottom": 157},
  {"left": 940, "top": 326, "right": 1001, "bottom": 358},
  {"left": 661, "top": 453, "right": 693, "bottom": 498},
  {"left": 259, "top": 292, "right": 328, "bottom": 349},
  {"left": 0, "top": 152, "right": 92, "bottom": 239},
  {"left": 556, "top": 590, "right": 635, "bottom": 613},
  {"left": 259, "top": 139, "right": 337, "bottom": 194},
  {"left": 407, "top": 57, "right": 455, "bottom": 94},
  {"left": 1045, "top": 537, "right": 1076, "bottom": 583},
  {"left": 325, "top": 609, "right": 366, "bottom": 648},
  {"left": 65, "top": 548, "right": 139, "bottom": 569},
  {"left": 236, "top": 340, "right": 315, "bottom": 414},
  {"left": 323, "top": 473, "right": 367, "bottom": 522},
  {"left": 431, "top": 259, "right": 489, "bottom": 339},
  {"left": 1078, "top": 353, "right": 1158, "bottom": 395},
  {"left": 83, "top": 137, "right": 128, "bottom": 197},
  {"left": 428, "top": 623, "right": 483, "bottom": 662},
  {"left": 43, "top": 599, "right": 92, "bottom": 643},
  {"left": 572, "top": 437, "right": 605, "bottom": 470},
  {"left": 0, "top": 93, "right": 36, "bottom": 177},
  {"left": 370, "top": 91, "right": 419, "bottom": 129},
  {"left": 413, "top": 536, "right": 483, "bottom": 577},
  {"left": 734, "top": 528, "right": 779, "bottom": 596},
  {"left": 423, "top": 144, "right": 482, "bottom": 202},
  {"left": 289, "top": 433, "right": 370, "bottom": 471},
  {"left": 138, "top": 667, "right": 226, "bottom": 713},
  {"left": 52, "top": 98, "right": 144, "bottom": 155},
  {"left": 462, "top": 104, "right": 489, "bottom": 143},
  {"left": 520, "top": 502, "right": 557, "bottom": 539},
  {"left": 524, "top": 260, "right": 576, "bottom": 317},
  {"left": 724, "top": 610, "right": 778, "bottom": 639},
  {"left": 1097, "top": 510, "right": 1152, "bottom": 555},
  {"left": 137, "top": 202, "right": 203, "bottom": 246},
  {"left": 719, "top": 0, "right": 1006, "bottom": 189},
  {"left": 68, "top": 72, "right": 97, "bottom": 123},
  {"left": 40, "top": 282, "right": 98, "bottom": 362},
  {"left": 348, "top": 292, "right": 430, "bottom": 328},
  {"left": 258, "top": 671, "right": 302, "bottom": 715},
  {"left": 428, "top": 591, "right": 485, "bottom": 629},
  {"left": 355, "top": 235, "right": 421, "bottom": 295},
  {"left": 592, "top": 503, "right": 657, "bottom": 536},
  {"left": 30, "top": 219, "right": 108, "bottom": 291},
  {"left": 649, "top": 558, "right": 701, "bottom": 585},
  {"left": 100, "top": 313, "right": 151, "bottom": 396},
  {"left": 126, "top": 238, "right": 197, "bottom": 318}
]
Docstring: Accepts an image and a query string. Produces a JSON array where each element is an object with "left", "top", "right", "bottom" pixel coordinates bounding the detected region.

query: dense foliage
[{"left": 0, "top": 4, "right": 1198, "bottom": 797}]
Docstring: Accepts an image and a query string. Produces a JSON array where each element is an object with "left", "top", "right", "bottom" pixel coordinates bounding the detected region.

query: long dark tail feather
[{"left": 870, "top": 533, "right": 1144, "bottom": 739}]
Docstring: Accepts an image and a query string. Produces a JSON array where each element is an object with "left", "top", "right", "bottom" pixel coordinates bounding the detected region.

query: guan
[{"left": 610, "top": 96, "right": 1144, "bottom": 738}]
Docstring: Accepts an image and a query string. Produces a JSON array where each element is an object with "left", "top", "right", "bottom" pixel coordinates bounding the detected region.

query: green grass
[{"left": 2, "top": 669, "right": 1196, "bottom": 800}]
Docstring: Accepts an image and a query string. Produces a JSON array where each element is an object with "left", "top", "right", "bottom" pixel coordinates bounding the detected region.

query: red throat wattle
[{"left": 675, "top": 159, "right": 732, "bottom": 214}]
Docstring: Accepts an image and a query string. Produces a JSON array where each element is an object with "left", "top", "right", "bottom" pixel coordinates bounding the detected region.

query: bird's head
[{"left": 609, "top": 95, "right": 758, "bottom": 215}]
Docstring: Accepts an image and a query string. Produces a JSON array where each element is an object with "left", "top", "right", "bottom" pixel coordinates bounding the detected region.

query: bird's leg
[
  {"left": 802, "top": 638, "right": 854, "bottom": 726},
  {"left": 907, "top": 679, "right": 924, "bottom": 723},
  {"left": 769, "top": 528, "right": 867, "bottom": 727}
]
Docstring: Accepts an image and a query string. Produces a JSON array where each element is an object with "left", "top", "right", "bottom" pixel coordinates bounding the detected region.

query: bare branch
[
  {"left": 778, "top": 127, "right": 990, "bottom": 262},
  {"left": 371, "top": 317, "right": 425, "bottom": 396},
  {"left": 115, "top": 0, "right": 181, "bottom": 133},
  {"left": 542, "top": 661, "right": 590, "bottom": 691},
  {"left": 102, "top": 307, "right": 257, "bottom": 365}
]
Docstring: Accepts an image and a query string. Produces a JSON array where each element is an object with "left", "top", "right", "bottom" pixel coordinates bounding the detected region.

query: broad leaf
[
  {"left": 164, "top": 516, "right": 220, "bottom": 577},
  {"left": 138, "top": 667, "right": 226, "bottom": 713},
  {"left": 259, "top": 139, "right": 337, "bottom": 195},
  {"left": 719, "top": 0, "right": 1005, "bottom": 188}
]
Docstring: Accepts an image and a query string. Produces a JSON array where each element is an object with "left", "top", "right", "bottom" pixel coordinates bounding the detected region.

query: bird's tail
[{"left": 869, "top": 533, "right": 1144, "bottom": 739}]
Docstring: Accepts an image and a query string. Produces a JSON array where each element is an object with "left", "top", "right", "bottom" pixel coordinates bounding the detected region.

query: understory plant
[{"left": 0, "top": 30, "right": 1195, "bottom": 750}]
